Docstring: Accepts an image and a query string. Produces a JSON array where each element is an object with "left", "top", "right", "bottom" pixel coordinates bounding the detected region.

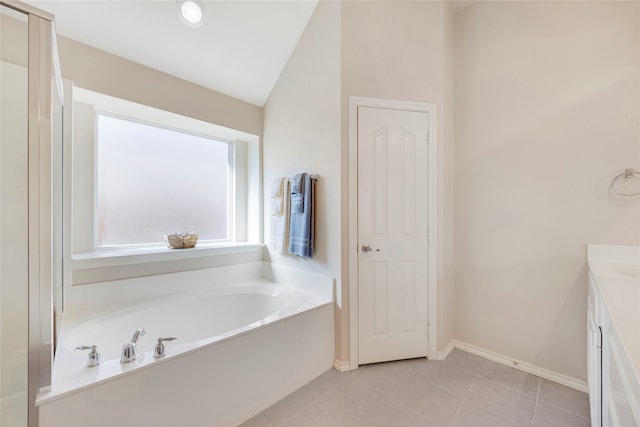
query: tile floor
[{"left": 240, "top": 349, "right": 590, "bottom": 427}]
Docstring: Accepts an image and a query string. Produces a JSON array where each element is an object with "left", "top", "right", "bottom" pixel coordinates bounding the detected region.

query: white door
[{"left": 357, "top": 106, "right": 431, "bottom": 365}]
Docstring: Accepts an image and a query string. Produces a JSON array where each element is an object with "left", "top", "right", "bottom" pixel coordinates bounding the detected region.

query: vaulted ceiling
[{"left": 25, "top": 0, "right": 319, "bottom": 106}]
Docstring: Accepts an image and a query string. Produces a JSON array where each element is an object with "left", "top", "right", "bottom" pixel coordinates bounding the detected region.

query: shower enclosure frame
[{"left": 1, "top": 1, "right": 61, "bottom": 426}]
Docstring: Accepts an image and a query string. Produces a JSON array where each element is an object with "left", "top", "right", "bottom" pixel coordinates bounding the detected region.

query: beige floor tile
[
  {"left": 466, "top": 376, "right": 535, "bottom": 426},
  {"left": 350, "top": 360, "right": 418, "bottom": 399},
  {"left": 243, "top": 351, "right": 592, "bottom": 427},
  {"left": 239, "top": 412, "right": 275, "bottom": 427},
  {"left": 479, "top": 362, "right": 541, "bottom": 397},
  {"left": 317, "top": 380, "right": 391, "bottom": 425},
  {"left": 369, "top": 398, "right": 444, "bottom": 427},
  {"left": 259, "top": 394, "right": 307, "bottom": 425},
  {"left": 414, "top": 360, "right": 477, "bottom": 397},
  {"left": 444, "top": 348, "right": 497, "bottom": 375},
  {"left": 538, "top": 379, "right": 590, "bottom": 419},
  {"left": 259, "top": 384, "right": 325, "bottom": 425},
  {"left": 532, "top": 401, "right": 590, "bottom": 427},
  {"left": 280, "top": 401, "right": 359, "bottom": 427},
  {"left": 388, "top": 381, "right": 463, "bottom": 426},
  {"left": 450, "top": 400, "right": 523, "bottom": 427},
  {"left": 388, "top": 356, "right": 431, "bottom": 376},
  {"left": 259, "top": 368, "right": 342, "bottom": 425}
]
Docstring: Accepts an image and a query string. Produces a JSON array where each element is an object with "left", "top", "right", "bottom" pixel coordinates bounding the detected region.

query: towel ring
[{"left": 609, "top": 168, "right": 640, "bottom": 197}]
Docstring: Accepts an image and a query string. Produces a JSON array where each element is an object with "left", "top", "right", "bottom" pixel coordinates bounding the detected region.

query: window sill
[{"left": 70, "top": 242, "right": 264, "bottom": 270}]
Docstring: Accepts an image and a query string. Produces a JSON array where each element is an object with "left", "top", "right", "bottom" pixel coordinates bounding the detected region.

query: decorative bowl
[{"left": 164, "top": 232, "right": 198, "bottom": 249}]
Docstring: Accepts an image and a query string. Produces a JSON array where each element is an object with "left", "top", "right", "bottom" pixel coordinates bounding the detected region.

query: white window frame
[
  {"left": 64, "top": 87, "right": 262, "bottom": 280},
  {"left": 93, "top": 110, "right": 235, "bottom": 250}
]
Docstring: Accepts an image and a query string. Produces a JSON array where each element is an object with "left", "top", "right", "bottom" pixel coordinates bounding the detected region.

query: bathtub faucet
[{"left": 120, "top": 328, "right": 145, "bottom": 364}]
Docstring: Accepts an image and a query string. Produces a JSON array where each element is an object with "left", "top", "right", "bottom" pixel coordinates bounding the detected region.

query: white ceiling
[{"left": 25, "top": 0, "right": 319, "bottom": 106}]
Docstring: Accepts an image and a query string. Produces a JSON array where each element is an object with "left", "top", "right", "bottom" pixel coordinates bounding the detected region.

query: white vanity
[{"left": 587, "top": 245, "right": 640, "bottom": 427}]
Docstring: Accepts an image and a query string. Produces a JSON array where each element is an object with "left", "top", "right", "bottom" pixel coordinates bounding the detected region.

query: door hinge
[
  {"left": 427, "top": 323, "right": 430, "bottom": 338},
  {"left": 427, "top": 227, "right": 430, "bottom": 242}
]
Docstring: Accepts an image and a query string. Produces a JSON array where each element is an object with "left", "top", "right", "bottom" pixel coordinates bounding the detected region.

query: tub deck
[{"left": 37, "top": 262, "right": 334, "bottom": 418}]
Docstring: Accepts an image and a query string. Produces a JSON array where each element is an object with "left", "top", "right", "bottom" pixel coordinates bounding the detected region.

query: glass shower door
[{"left": 0, "top": 4, "right": 30, "bottom": 426}]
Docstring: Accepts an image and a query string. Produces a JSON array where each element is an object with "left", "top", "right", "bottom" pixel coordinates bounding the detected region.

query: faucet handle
[
  {"left": 153, "top": 337, "right": 177, "bottom": 358},
  {"left": 75, "top": 345, "right": 101, "bottom": 367}
]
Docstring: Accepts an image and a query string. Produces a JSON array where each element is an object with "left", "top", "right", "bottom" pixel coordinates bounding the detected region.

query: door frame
[{"left": 348, "top": 96, "right": 438, "bottom": 369}]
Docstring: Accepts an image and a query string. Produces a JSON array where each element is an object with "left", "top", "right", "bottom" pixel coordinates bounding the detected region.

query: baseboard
[
  {"left": 333, "top": 359, "right": 351, "bottom": 372},
  {"left": 436, "top": 340, "right": 455, "bottom": 360},
  {"left": 452, "top": 340, "right": 588, "bottom": 393}
]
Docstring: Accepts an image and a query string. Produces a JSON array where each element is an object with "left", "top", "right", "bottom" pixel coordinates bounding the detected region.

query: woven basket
[{"left": 164, "top": 232, "right": 198, "bottom": 249}]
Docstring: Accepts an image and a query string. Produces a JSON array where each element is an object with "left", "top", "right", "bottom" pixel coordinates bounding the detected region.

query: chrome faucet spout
[
  {"left": 130, "top": 328, "right": 145, "bottom": 344},
  {"left": 121, "top": 328, "right": 146, "bottom": 364}
]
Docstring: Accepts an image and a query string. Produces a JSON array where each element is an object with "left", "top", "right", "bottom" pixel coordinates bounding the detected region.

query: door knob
[{"left": 361, "top": 244, "right": 380, "bottom": 252}]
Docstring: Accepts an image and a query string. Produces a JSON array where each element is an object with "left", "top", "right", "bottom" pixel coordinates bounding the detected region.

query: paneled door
[{"left": 357, "top": 106, "right": 430, "bottom": 364}]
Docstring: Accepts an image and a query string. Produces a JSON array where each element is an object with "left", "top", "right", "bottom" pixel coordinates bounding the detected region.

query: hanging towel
[
  {"left": 288, "top": 173, "right": 315, "bottom": 258},
  {"left": 289, "top": 173, "right": 305, "bottom": 214},
  {"left": 269, "top": 177, "right": 290, "bottom": 253},
  {"left": 271, "top": 177, "right": 285, "bottom": 216},
  {"left": 271, "top": 177, "right": 285, "bottom": 197},
  {"left": 290, "top": 173, "right": 305, "bottom": 194},
  {"left": 271, "top": 199, "right": 283, "bottom": 216}
]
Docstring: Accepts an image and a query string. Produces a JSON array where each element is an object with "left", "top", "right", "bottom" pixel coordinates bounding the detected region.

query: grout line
[
  {"left": 530, "top": 377, "right": 541, "bottom": 426},
  {"left": 263, "top": 370, "right": 338, "bottom": 426},
  {"left": 259, "top": 357, "right": 590, "bottom": 427},
  {"left": 476, "top": 362, "right": 542, "bottom": 395},
  {"left": 477, "top": 374, "right": 539, "bottom": 400},
  {"left": 534, "top": 399, "right": 592, "bottom": 423},
  {"left": 447, "top": 373, "right": 479, "bottom": 426},
  {"left": 462, "top": 369, "right": 540, "bottom": 426},
  {"left": 535, "top": 377, "right": 591, "bottom": 421},
  {"left": 441, "top": 358, "right": 480, "bottom": 377}
]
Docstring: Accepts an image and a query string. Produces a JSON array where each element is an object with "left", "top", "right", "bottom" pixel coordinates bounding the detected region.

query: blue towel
[
  {"left": 288, "top": 174, "right": 314, "bottom": 258},
  {"left": 291, "top": 194, "right": 304, "bottom": 214},
  {"left": 290, "top": 173, "right": 305, "bottom": 214},
  {"left": 290, "top": 173, "right": 305, "bottom": 194}
]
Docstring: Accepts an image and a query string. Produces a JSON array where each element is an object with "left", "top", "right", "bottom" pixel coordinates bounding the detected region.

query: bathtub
[{"left": 37, "top": 262, "right": 335, "bottom": 427}]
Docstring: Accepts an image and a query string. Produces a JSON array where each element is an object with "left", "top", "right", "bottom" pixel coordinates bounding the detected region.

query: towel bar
[
  {"left": 287, "top": 174, "right": 318, "bottom": 182},
  {"left": 610, "top": 168, "right": 640, "bottom": 197}
]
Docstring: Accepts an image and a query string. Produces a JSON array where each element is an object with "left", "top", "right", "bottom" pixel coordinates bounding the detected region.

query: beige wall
[
  {"left": 262, "top": 0, "right": 342, "bottom": 357},
  {"left": 1, "top": 61, "right": 29, "bottom": 427},
  {"left": 340, "top": 0, "right": 456, "bottom": 358},
  {"left": 58, "top": 36, "right": 262, "bottom": 137},
  {"left": 1, "top": 13, "right": 27, "bottom": 67},
  {"left": 454, "top": 1, "right": 640, "bottom": 381},
  {"left": 1, "top": 13, "right": 30, "bottom": 426}
]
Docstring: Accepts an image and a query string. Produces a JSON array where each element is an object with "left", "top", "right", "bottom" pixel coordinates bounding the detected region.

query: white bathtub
[{"left": 37, "top": 262, "right": 335, "bottom": 427}]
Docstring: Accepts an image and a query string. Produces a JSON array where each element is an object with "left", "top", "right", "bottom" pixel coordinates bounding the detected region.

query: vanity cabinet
[
  {"left": 587, "top": 283, "right": 601, "bottom": 426},
  {"left": 587, "top": 245, "right": 640, "bottom": 427}
]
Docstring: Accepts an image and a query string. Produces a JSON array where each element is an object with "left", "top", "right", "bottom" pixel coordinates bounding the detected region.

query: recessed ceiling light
[{"left": 177, "top": 0, "right": 205, "bottom": 28}]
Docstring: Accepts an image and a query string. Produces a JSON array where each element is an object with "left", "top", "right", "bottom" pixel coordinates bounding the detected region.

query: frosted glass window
[{"left": 96, "top": 114, "right": 230, "bottom": 246}]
